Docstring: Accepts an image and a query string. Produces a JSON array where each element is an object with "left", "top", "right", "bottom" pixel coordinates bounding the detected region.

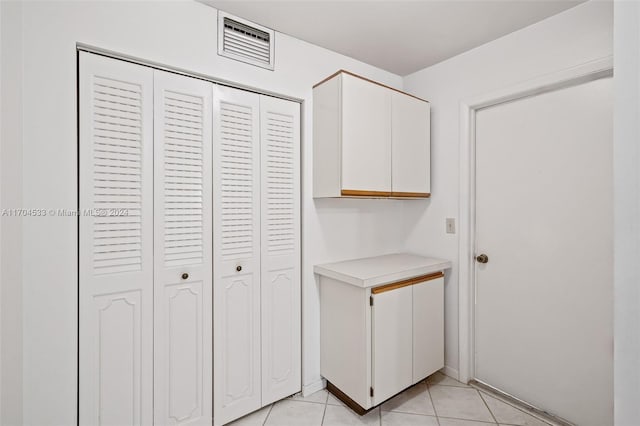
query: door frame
[{"left": 457, "top": 56, "right": 613, "bottom": 384}]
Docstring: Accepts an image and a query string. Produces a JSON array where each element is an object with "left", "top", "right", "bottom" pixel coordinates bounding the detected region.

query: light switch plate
[{"left": 446, "top": 218, "right": 456, "bottom": 234}]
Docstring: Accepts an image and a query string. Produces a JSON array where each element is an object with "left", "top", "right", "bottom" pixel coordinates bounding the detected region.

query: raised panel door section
[
  {"left": 153, "top": 70, "right": 213, "bottom": 425},
  {"left": 372, "top": 286, "right": 412, "bottom": 405},
  {"left": 341, "top": 73, "right": 391, "bottom": 194},
  {"left": 412, "top": 276, "right": 444, "bottom": 382},
  {"left": 94, "top": 292, "right": 143, "bottom": 426},
  {"left": 79, "top": 52, "right": 154, "bottom": 425},
  {"left": 259, "top": 95, "right": 301, "bottom": 405},
  {"left": 391, "top": 92, "right": 430, "bottom": 196},
  {"left": 213, "top": 86, "right": 261, "bottom": 426}
]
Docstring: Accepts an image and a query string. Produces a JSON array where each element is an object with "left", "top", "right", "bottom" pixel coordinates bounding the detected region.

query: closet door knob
[
  {"left": 236, "top": 265, "right": 242, "bottom": 272},
  {"left": 181, "top": 273, "right": 189, "bottom": 280}
]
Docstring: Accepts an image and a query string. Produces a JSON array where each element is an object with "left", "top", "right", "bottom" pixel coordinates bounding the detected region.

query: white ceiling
[{"left": 202, "top": 0, "right": 586, "bottom": 76}]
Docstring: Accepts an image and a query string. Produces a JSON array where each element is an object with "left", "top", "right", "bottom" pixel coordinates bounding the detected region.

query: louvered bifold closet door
[
  {"left": 79, "top": 52, "right": 154, "bottom": 426},
  {"left": 153, "top": 70, "right": 213, "bottom": 426},
  {"left": 259, "top": 95, "right": 301, "bottom": 405},
  {"left": 212, "top": 86, "right": 262, "bottom": 426}
]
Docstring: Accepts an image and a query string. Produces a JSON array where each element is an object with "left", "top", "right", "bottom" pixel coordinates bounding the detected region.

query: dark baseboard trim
[{"left": 326, "top": 382, "right": 373, "bottom": 416}]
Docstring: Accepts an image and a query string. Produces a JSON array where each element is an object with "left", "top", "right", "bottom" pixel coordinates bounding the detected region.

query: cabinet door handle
[
  {"left": 181, "top": 272, "right": 189, "bottom": 280},
  {"left": 236, "top": 265, "right": 242, "bottom": 272},
  {"left": 476, "top": 254, "right": 489, "bottom": 264}
]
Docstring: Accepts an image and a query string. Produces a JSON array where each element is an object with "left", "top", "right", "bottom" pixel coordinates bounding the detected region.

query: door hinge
[
  {"left": 369, "top": 295, "right": 374, "bottom": 306},
  {"left": 370, "top": 387, "right": 374, "bottom": 397}
]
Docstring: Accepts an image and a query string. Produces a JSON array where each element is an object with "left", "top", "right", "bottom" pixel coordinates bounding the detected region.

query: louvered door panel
[
  {"left": 153, "top": 70, "right": 213, "bottom": 426},
  {"left": 213, "top": 86, "right": 261, "bottom": 426},
  {"left": 79, "top": 52, "right": 154, "bottom": 426},
  {"left": 219, "top": 101, "right": 255, "bottom": 259},
  {"left": 260, "top": 96, "right": 301, "bottom": 405},
  {"left": 92, "top": 74, "right": 144, "bottom": 275}
]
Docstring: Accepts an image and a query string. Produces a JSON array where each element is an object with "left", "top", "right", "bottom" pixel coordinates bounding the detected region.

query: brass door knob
[
  {"left": 181, "top": 273, "right": 189, "bottom": 280},
  {"left": 476, "top": 254, "right": 489, "bottom": 264}
]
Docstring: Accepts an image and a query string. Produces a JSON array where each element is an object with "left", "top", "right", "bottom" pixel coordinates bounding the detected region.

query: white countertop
[{"left": 314, "top": 253, "right": 452, "bottom": 288}]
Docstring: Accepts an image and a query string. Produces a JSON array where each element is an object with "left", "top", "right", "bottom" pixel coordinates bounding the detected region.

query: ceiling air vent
[{"left": 218, "top": 11, "right": 275, "bottom": 70}]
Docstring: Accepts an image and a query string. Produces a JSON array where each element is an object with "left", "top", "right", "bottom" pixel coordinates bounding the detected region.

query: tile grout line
[
  {"left": 426, "top": 382, "right": 441, "bottom": 425},
  {"left": 428, "top": 382, "right": 471, "bottom": 388},
  {"left": 261, "top": 403, "right": 274, "bottom": 426},
  {"left": 290, "top": 390, "right": 330, "bottom": 405},
  {"left": 320, "top": 399, "right": 328, "bottom": 425},
  {"left": 476, "top": 389, "right": 554, "bottom": 425},
  {"left": 437, "top": 414, "right": 497, "bottom": 424},
  {"left": 477, "top": 389, "right": 500, "bottom": 424}
]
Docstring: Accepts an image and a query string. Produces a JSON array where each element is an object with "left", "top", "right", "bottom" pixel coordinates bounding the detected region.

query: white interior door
[
  {"left": 213, "top": 85, "right": 261, "bottom": 426},
  {"left": 259, "top": 95, "right": 301, "bottom": 405},
  {"left": 153, "top": 70, "right": 213, "bottom": 425},
  {"left": 474, "top": 77, "right": 613, "bottom": 426},
  {"left": 79, "top": 52, "right": 154, "bottom": 425}
]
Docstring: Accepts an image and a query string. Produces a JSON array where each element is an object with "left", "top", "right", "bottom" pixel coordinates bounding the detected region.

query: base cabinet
[{"left": 318, "top": 258, "right": 446, "bottom": 412}]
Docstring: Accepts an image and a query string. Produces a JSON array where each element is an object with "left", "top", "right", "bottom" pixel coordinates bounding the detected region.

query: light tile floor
[{"left": 228, "top": 372, "right": 555, "bottom": 426}]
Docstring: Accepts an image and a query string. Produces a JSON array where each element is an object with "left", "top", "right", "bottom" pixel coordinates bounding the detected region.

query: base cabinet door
[
  {"left": 372, "top": 286, "right": 413, "bottom": 405},
  {"left": 412, "top": 276, "right": 444, "bottom": 382}
]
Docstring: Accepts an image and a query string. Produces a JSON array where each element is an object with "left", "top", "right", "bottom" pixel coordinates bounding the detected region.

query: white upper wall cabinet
[{"left": 313, "top": 70, "right": 430, "bottom": 198}]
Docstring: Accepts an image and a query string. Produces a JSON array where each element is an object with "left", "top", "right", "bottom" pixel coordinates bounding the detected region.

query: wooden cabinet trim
[
  {"left": 340, "top": 190, "right": 432, "bottom": 198},
  {"left": 313, "top": 70, "right": 429, "bottom": 103},
  {"left": 371, "top": 272, "right": 444, "bottom": 295},
  {"left": 390, "top": 192, "right": 431, "bottom": 198},
  {"left": 341, "top": 189, "right": 392, "bottom": 197}
]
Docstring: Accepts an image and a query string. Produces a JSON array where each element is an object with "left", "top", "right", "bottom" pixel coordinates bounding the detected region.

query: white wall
[
  {"left": 402, "top": 1, "right": 613, "bottom": 377},
  {"left": 0, "top": 1, "right": 23, "bottom": 425},
  {"left": 17, "top": 1, "right": 408, "bottom": 424},
  {"left": 613, "top": 1, "right": 640, "bottom": 424}
]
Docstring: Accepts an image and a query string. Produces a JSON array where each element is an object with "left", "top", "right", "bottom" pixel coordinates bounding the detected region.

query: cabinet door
[
  {"left": 153, "top": 70, "right": 213, "bottom": 425},
  {"left": 79, "top": 52, "right": 154, "bottom": 425},
  {"left": 372, "top": 286, "right": 413, "bottom": 405},
  {"left": 341, "top": 73, "right": 391, "bottom": 195},
  {"left": 412, "top": 276, "right": 444, "bottom": 382},
  {"left": 391, "top": 92, "right": 430, "bottom": 196},
  {"left": 213, "top": 86, "right": 262, "bottom": 426},
  {"left": 260, "top": 95, "right": 301, "bottom": 404}
]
